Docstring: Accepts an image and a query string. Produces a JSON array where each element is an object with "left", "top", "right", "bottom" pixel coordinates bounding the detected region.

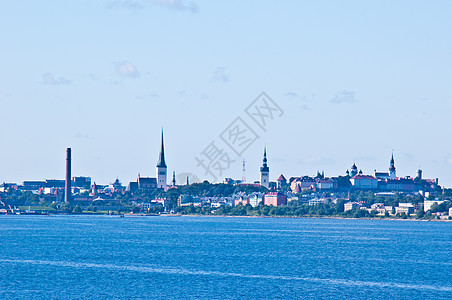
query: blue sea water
[{"left": 0, "top": 215, "right": 451, "bottom": 299}]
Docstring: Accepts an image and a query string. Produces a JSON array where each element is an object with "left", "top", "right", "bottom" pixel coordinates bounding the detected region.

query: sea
[{"left": 0, "top": 215, "right": 451, "bottom": 299}]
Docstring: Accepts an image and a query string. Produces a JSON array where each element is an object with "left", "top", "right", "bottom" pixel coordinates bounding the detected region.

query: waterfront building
[
  {"left": 395, "top": 203, "right": 415, "bottom": 215},
  {"left": 344, "top": 201, "right": 361, "bottom": 211},
  {"left": 424, "top": 200, "right": 446, "bottom": 212},
  {"left": 249, "top": 195, "right": 263, "bottom": 207},
  {"left": 260, "top": 147, "right": 270, "bottom": 189},
  {"left": 264, "top": 192, "right": 287, "bottom": 206},
  {"left": 308, "top": 198, "right": 328, "bottom": 205}
]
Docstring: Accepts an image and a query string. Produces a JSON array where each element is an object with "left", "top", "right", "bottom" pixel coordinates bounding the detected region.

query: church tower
[
  {"left": 260, "top": 147, "right": 270, "bottom": 189},
  {"left": 389, "top": 153, "right": 396, "bottom": 179},
  {"left": 156, "top": 129, "right": 167, "bottom": 190},
  {"left": 350, "top": 163, "right": 358, "bottom": 177}
]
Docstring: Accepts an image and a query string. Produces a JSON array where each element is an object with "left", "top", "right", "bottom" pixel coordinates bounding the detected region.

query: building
[
  {"left": 138, "top": 177, "right": 157, "bottom": 189},
  {"left": 424, "top": 200, "right": 445, "bottom": 212},
  {"left": 276, "top": 174, "right": 287, "bottom": 190},
  {"left": 224, "top": 178, "right": 243, "bottom": 185},
  {"left": 395, "top": 203, "right": 415, "bottom": 215},
  {"left": 350, "top": 163, "right": 358, "bottom": 177},
  {"left": 350, "top": 175, "right": 378, "bottom": 189},
  {"left": 156, "top": 129, "right": 168, "bottom": 190},
  {"left": 308, "top": 198, "right": 328, "bottom": 205},
  {"left": 22, "top": 181, "right": 46, "bottom": 190},
  {"left": 260, "top": 147, "right": 269, "bottom": 189},
  {"left": 344, "top": 202, "right": 361, "bottom": 211},
  {"left": 126, "top": 130, "right": 168, "bottom": 193},
  {"left": 72, "top": 176, "right": 91, "bottom": 188},
  {"left": 249, "top": 195, "right": 263, "bottom": 207},
  {"left": 290, "top": 177, "right": 316, "bottom": 192},
  {"left": 46, "top": 179, "right": 65, "bottom": 188},
  {"left": 264, "top": 192, "right": 287, "bottom": 206},
  {"left": 317, "top": 179, "right": 334, "bottom": 190},
  {"left": 389, "top": 153, "right": 396, "bottom": 179}
]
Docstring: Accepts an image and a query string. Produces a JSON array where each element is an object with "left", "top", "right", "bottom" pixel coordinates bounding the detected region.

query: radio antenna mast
[{"left": 242, "top": 158, "right": 246, "bottom": 183}]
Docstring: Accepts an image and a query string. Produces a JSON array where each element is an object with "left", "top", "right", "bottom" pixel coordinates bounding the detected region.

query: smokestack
[{"left": 65, "top": 148, "right": 72, "bottom": 203}]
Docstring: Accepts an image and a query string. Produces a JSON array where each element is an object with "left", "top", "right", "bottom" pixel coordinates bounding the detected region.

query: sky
[{"left": 1, "top": 0, "right": 452, "bottom": 187}]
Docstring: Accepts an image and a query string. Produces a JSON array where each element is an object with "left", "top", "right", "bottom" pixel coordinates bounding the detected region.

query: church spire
[
  {"left": 389, "top": 152, "right": 396, "bottom": 179},
  {"left": 157, "top": 129, "right": 166, "bottom": 168},
  {"left": 260, "top": 147, "right": 269, "bottom": 172},
  {"left": 389, "top": 152, "right": 395, "bottom": 171},
  {"left": 260, "top": 146, "right": 269, "bottom": 188}
]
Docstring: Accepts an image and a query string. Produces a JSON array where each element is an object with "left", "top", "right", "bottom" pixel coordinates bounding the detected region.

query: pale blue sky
[{"left": 1, "top": 1, "right": 451, "bottom": 187}]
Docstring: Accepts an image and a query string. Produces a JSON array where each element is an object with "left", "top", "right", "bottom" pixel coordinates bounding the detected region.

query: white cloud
[
  {"left": 107, "top": 0, "right": 145, "bottom": 10},
  {"left": 330, "top": 90, "right": 357, "bottom": 104},
  {"left": 114, "top": 60, "right": 140, "bottom": 78},
  {"left": 210, "top": 67, "right": 229, "bottom": 83},
  {"left": 285, "top": 92, "right": 298, "bottom": 97},
  {"left": 152, "top": 0, "right": 198, "bottom": 13},
  {"left": 107, "top": 0, "right": 198, "bottom": 13},
  {"left": 445, "top": 154, "right": 452, "bottom": 166},
  {"left": 43, "top": 73, "right": 71, "bottom": 85}
]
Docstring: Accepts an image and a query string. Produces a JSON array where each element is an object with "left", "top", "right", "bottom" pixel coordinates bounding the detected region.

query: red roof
[
  {"left": 277, "top": 174, "right": 286, "bottom": 181},
  {"left": 265, "top": 192, "right": 279, "bottom": 196}
]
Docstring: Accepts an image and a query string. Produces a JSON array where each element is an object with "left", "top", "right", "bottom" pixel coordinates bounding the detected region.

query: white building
[
  {"left": 250, "top": 195, "right": 263, "bottom": 207},
  {"left": 350, "top": 175, "right": 378, "bottom": 189},
  {"left": 344, "top": 202, "right": 361, "bottom": 211},
  {"left": 424, "top": 200, "right": 445, "bottom": 212},
  {"left": 395, "top": 203, "right": 415, "bottom": 215}
]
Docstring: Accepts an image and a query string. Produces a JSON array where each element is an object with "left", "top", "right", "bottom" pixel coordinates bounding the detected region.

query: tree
[{"left": 72, "top": 205, "right": 82, "bottom": 213}]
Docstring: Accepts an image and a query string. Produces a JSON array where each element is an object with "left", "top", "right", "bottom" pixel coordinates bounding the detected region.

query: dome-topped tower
[{"left": 350, "top": 163, "right": 358, "bottom": 177}]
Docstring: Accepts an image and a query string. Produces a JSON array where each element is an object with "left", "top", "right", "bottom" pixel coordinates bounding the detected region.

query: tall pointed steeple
[
  {"left": 260, "top": 147, "right": 269, "bottom": 172},
  {"left": 389, "top": 152, "right": 396, "bottom": 179},
  {"left": 157, "top": 129, "right": 166, "bottom": 168},
  {"left": 172, "top": 171, "right": 176, "bottom": 186},
  {"left": 260, "top": 147, "right": 269, "bottom": 188},
  {"left": 156, "top": 129, "right": 168, "bottom": 190}
]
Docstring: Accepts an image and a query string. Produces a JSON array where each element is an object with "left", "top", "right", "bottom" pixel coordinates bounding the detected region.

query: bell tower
[
  {"left": 156, "top": 129, "right": 167, "bottom": 190},
  {"left": 260, "top": 147, "right": 270, "bottom": 189},
  {"left": 389, "top": 152, "right": 396, "bottom": 179}
]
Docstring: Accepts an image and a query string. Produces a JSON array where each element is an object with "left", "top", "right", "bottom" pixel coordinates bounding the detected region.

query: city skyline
[
  {"left": 2, "top": 136, "right": 442, "bottom": 188},
  {"left": 1, "top": 1, "right": 452, "bottom": 186}
]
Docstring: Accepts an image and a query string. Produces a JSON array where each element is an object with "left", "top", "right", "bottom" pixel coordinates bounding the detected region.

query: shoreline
[
  {"left": 175, "top": 214, "right": 451, "bottom": 222},
  {"left": 2, "top": 212, "right": 450, "bottom": 222}
]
